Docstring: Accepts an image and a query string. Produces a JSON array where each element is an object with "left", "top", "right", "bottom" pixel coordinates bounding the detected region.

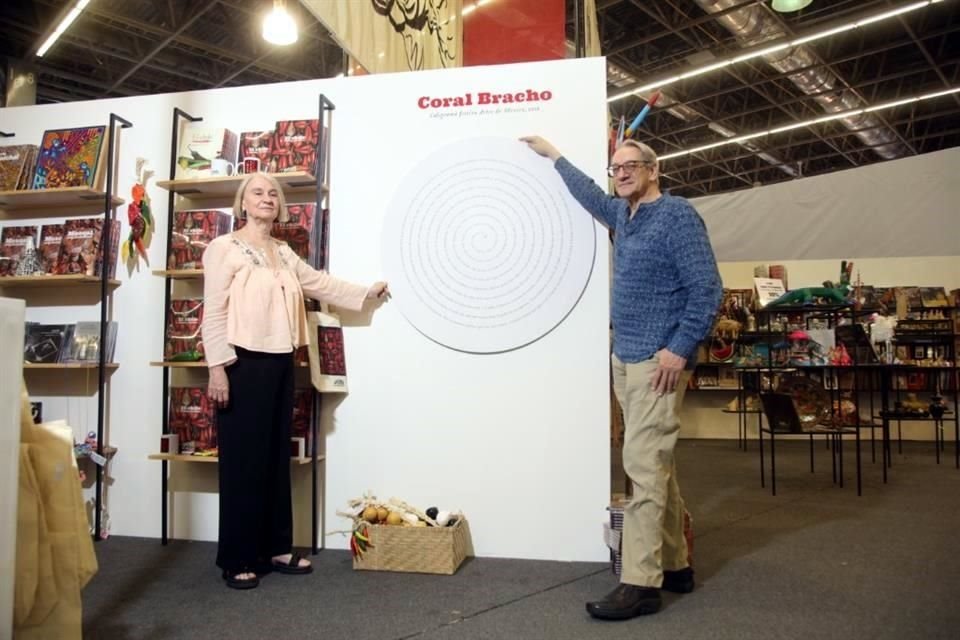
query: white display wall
[{"left": 0, "top": 58, "right": 612, "bottom": 561}]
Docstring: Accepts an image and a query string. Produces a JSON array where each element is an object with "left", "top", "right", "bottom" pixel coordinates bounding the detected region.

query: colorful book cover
[
  {"left": 32, "top": 126, "right": 106, "bottom": 189},
  {"left": 239, "top": 130, "right": 272, "bottom": 168},
  {"left": 38, "top": 224, "right": 65, "bottom": 274},
  {"left": 0, "top": 225, "right": 38, "bottom": 276},
  {"left": 175, "top": 125, "right": 239, "bottom": 179},
  {"left": 267, "top": 119, "right": 319, "bottom": 174},
  {"left": 273, "top": 203, "right": 315, "bottom": 261},
  {"left": 164, "top": 298, "right": 205, "bottom": 361},
  {"left": 0, "top": 144, "right": 38, "bottom": 191},
  {"left": 169, "top": 387, "right": 218, "bottom": 453},
  {"left": 168, "top": 209, "right": 233, "bottom": 269}
]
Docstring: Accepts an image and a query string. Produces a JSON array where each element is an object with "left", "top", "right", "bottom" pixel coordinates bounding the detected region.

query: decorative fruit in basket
[
  {"left": 386, "top": 511, "right": 403, "bottom": 526},
  {"left": 376, "top": 507, "right": 388, "bottom": 522},
  {"left": 362, "top": 506, "right": 379, "bottom": 523}
]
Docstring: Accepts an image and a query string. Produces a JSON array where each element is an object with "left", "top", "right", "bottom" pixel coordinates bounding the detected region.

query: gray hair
[
  {"left": 617, "top": 139, "right": 658, "bottom": 168},
  {"left": 232, "top": 173, "right": 290, "bottom": 223}
]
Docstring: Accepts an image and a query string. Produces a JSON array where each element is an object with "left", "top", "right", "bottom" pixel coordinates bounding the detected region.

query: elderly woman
[{"left": 202, "top": 173, "right": 388, "bottom": 590}]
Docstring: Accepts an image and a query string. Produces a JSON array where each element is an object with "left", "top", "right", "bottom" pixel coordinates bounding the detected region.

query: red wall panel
[{"left": 463, "top": 0, "right": 567, "bottom": 67}]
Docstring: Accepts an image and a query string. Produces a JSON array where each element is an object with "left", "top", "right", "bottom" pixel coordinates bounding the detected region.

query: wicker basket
[{"left": 353, "top": 518, "right": 470, "bottom": 575}]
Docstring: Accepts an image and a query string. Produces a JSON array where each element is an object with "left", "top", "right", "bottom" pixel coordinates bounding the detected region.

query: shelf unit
[
  {"left": 152, "top": 98, "right": 335, "bottom": 552},
  {"left": 1, "top": 114, "right": 132, "bottom": 540}
]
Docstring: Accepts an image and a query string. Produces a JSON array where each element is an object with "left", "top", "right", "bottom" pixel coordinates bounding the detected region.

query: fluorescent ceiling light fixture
[
  {"left": 463, "top": 0, "right": 493, "bottom": 16},
  {"left": 36, "top": 0, "right": 90, "bottom": 57},
  {"left": 771, "top": 0, "right": 813, "bottom": 12},
  {"left": 263, "top": 0, "right": 298, "bottom": 46},
  {"left": 659, "top": 86, "right": 960, "bottom": 161},
  {"left": 609, "top": 0, "right": 942, "bottom": 103}
]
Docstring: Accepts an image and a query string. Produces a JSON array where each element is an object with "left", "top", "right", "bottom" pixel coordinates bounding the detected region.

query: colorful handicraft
[{"left": 122, "top": 158, "right": 155, "bottom": 268}]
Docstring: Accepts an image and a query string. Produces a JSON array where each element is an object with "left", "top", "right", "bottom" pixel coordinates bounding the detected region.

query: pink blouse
[{"left": 201, "top": 234, "right": 368, "bottom": 367}]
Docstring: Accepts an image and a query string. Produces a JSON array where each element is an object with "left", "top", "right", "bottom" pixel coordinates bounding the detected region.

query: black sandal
[
  {"left": 270, "top": 553, "right": 312, "bottom": 575},
  {"left": 222, "top": 568, "right": 260, "bottom": 590}
]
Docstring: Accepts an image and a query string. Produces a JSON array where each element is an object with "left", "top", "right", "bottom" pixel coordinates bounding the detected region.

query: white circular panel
[{"left": 382, "top": 137, "right": 596, "bottom": 353}]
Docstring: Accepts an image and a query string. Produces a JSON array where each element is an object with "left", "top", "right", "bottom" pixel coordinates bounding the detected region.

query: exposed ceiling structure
[{"left": 1, "top": 0, "right": 958, "bottom": 197}]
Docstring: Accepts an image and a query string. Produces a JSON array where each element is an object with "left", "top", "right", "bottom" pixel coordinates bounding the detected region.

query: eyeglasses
[{"left": 606, "top": 160, "right": 652, "bottom": 177}]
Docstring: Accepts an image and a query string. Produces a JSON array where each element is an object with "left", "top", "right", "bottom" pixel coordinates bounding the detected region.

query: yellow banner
[{"left": 301, "top": 0, "right": 462, "bottom": 73}]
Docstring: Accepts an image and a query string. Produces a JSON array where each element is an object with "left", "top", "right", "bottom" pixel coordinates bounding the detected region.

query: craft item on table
[
  {"left": 767, "top": 284, "right": 850, "bottom": 307},
  {"left": 625, "top": 90, "right": 662, "bottom": 138},
  {"left": 776, "top": 375, "right": 831, "bottom": 430},
  {"left": 929, "top": 395, "right": 948, "bottom": 419},
  {"left": 121, "top": 158, "right": 155, "bottom": 269},
  {"left": 839, "top": 260, "right": 853, "bottom": 286},
  {"left": 828, "top": 343, "right": 852, "bottom": 366}
]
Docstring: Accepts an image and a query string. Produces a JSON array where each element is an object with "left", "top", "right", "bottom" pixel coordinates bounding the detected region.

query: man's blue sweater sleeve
[
  {"left": 554, "top": 157, "right": 619, "bottom": 229},
  {"left": 665, "top": 204, "right": 723, "bottom": 362}
]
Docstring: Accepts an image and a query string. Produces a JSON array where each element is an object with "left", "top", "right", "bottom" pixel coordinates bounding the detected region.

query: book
[
  {"left": 267, "top": 119, "right": 320, "bottom": 174},
  {"left": 167, "top": 209, "right": 233, "bottom": 269},
  {"left": 164, "top": 299, "right": 204, "bottom": 361},
  {"left": 63, "top": 321, "right": 118, "bottom": 363},
  {"left": 0, "top": 225, "right": 38, "bottom": 276},
  {"left": 169, "top": 387, "right": 218, "bottom": 453},
  {"left": 32, "top": 126, "right": 106, "bottom": 189},
  {"left": 0, "top": 144, "right": 38, "bottom": 191},
  {"left": 238, "top": 130, "right": 272, "bottom": 169},
  {"left": 54, "top": 217, "right": 119, "bottom": 277},
  {"left": 273, "top": 203, "right": 315, "bottom": 261},
  {"left": 38, "top": 224, "right": 65, "bottom": 274},
  {"left": 23, "top": 323, "right": 73, "bottom": 363},
  {"left": 174, "top": 125, "right": 239, "bottom": 179}
]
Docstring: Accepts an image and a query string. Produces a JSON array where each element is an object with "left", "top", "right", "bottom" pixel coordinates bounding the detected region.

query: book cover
[
  {"left": 38, "top": 224, "right": 65, "bottom": 274},
  {"left": 169, "top": 387, "right": 218, "bottom": 453},
  {"left": 0, "top": 144, "right": 38, "bottom": 191},
  {"left": 273, "top": 203, "right": 315, "bottom": 261},
  {"left": 268, "top": 119, "right": 319, "bottom": 174},
  {"left": 164, "top": 298, "right": 204, "bottom": 361},
  {"left": 63, "top": 321, "right": 117, "bottom": 363},
  {"left": 238, "top": 130, "right": 272, "bottom": 168},
  {"left": 0, "top": 225, "right": 38, "bottom": 276},
  {"left": 54, "top": 217, "right": 109, "bottom": 276},
  {"left": 291, "top": 388, "right": 315, "bottom": 454},
  {"left": 24, "top": 324, "right": 73, "bottom": 363},
  {"left": 168, "top": 209, "right": 233, "bottom": 269},
  {"left": 174, "top": 125, "right": 239, "bottom": 179},
  {"left": 32, "top": 126, "right": 106, "bottom": 189},
  {"left": 16, "top": 147, "right": 39, "bottom": 190}
]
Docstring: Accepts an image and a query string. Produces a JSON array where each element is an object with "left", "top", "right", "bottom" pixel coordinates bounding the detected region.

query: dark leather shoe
[
  {"left": 585, "top": 584, "right": 661, "bottom": 620},
  {"left": 662, "top": 567, "right": 695, "bottom": 594}
]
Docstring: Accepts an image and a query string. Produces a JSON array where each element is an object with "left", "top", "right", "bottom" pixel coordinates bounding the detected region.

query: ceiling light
[
  {"left": 771, "top": 0, "right": 813, "bottom": 12},
  {"left": 36, "top": 0, "right": 90, "bottom": 57},
  {"left": 659, "top": 87, "right": 960, "bottom": 161},
  {"left": 609, "top": 0, "right": 941, "bottom": 103},
  {"left": 263, "top": 0, "right": 298, "bottom": 46}
]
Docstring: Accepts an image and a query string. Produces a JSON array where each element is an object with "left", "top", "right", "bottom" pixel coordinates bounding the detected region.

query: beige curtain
[
  {"left": 301, "top": 0, "right": 463, "bottom": 73},
  {"left": 584, "top": 0, "right": 602, "bottom": 58}
]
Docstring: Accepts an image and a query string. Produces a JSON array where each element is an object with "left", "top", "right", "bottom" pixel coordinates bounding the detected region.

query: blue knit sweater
[{"left": 555, "top": 157, "right": 722, "bottom": 365}]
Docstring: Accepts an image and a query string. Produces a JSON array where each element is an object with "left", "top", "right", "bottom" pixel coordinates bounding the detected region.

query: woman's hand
[
  {"left": 519, "top": 136, "right": 561, "bottom": 161},
  {"left": 367, "top": 281, "right": 390, "bottom": 300},
  {"left": 208, "top": 365, "right": 230, "bottom": 408}
]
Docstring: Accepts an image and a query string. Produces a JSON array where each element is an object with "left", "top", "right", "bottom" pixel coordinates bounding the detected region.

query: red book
[
  {"left": 238, "top": 130, "right": 272, "bottom": 169},
  {"left": 273, "top": 203, "right": 315, "bottom": 261},
  {"left": 268, "top": 120, "right": 319, "bottom": 174},
  {"left": 38, "top": 224, "right": 65, "bottom": 274},
  {"left": 169, "top": 387, "right": 217, "bottom": 453},
  {"left": 54, "top": 217, "right": 118, "bottom": 277},
  {"left": 164, "top": 298, "right": 204, "bottom": 361},
  {"left": 168, "top": 209, "right": 232, "bottom": 270}
]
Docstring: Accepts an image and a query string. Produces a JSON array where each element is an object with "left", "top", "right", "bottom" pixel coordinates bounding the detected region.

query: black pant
[{"left": 216, "top": 347, "right": 294, "bottom": 572}]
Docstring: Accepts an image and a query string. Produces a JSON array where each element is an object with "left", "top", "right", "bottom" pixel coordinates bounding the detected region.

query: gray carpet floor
[{"left": 81, "top": 439, "right": 960, "bottom": 640}]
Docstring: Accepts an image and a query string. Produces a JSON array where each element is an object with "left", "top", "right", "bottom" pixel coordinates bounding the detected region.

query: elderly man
[{"left": 521, "top": 136, "right": 722, "bottom": 620}]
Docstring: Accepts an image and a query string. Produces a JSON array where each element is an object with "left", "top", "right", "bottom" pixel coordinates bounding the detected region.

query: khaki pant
[{"left": 612, "top": 353, "right": 691, "bottom": 587}]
